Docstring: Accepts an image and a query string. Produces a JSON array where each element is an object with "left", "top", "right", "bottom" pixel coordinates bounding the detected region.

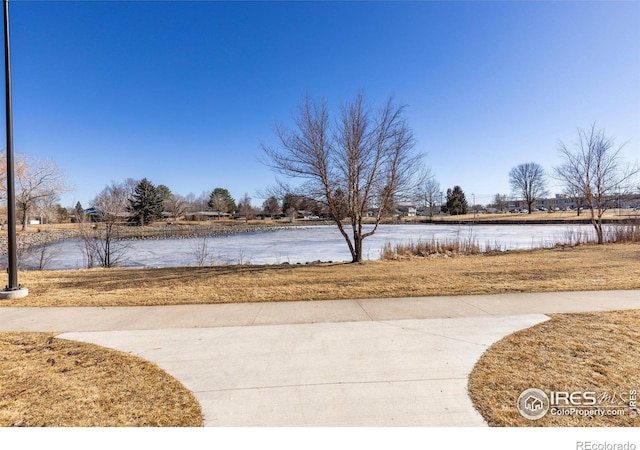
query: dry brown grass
[
  {"left": 3, "top": 242, "right": 638, "bottom": 307},
  {"left": 0, "top": 332, "right": 202, "bottom": 427},
  {"left": 468, "top": 310, "right": 640, "bottom": 427}
]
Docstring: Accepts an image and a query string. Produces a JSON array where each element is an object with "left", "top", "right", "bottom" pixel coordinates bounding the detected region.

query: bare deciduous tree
[
  {"left": 32, "top": 197, "right": 58, "bottom": 225},
  {"left": 122, "top": 177, "right": 140, "bottom": 199},
  {"left": 191, "top": 235, "right": 212, "bottom": 266},
  {"left": 509, "top": 162, "right": 548, "bottom": 214},
  {"left": 79, "top": 181, "right": 130, "bottom": 268},
  {"left": 165, "top": 193, "right": 188, "bottom": 221},
  {"left": 196, "top": 191, "right": 210, "bottom": 212},
  {"left": 263, "top": 93, "right": 424, "bottom": 263},
  {"left": 0, "top": 154, "right": 70, "bottom": 230},
  {"left": 31, "top": 235, "right": 56, "bottom": 270},
  {"left": 237, "top": 193, "right": 255, "bottom": 220},
  {"left": 492, "top": 193, "right": 508, "bottom": 213},
  {"left": 562, "top": 183, "right": 586, "bottom": 217},
  {"left": 555, "top": 124, "right": 639, "bottom": 244},
  {"left": 13, "top": 232, "right": 55, "bottom": 270},
  {"left": 416, "top": 176, "right": 441, "bottom": 220}
]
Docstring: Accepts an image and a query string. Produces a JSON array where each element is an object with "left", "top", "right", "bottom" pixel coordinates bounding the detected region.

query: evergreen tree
[
  {"left": 127, "top": 178, "right": 164, "bottom": 226},
  {"left": 443, "top": 185, "right": 468, "bottom": 216},
  {"left": 156, "top": 184, "right": 172, "bottom": 202},
  {"left": 56, "top": 204, "right": 69, "bottom": 222},
  {"left": 207, "top": 188, "right": 236, "bottom": 217},
  {"left": 74, "top": 201, "right": 84, "bottom": 222}
]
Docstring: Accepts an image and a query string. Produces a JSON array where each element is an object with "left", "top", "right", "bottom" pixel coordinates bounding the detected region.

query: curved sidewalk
[{"left": 1, "top": 290, "right": 638, "bottom": 426}]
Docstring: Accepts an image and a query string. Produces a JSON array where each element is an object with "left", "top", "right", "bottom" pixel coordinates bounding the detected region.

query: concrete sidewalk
[
  {"left": 0, "top": 289, "right": 638, "bottom": 332},
  {"left": 1, "top": 290, "right": 638, "bottom": 426}
]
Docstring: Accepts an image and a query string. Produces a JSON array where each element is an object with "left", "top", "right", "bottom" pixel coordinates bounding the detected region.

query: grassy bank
[
  {"left": 2, "top": 242, "right": 638, "bottom": 308},
  {"left": 0, "top": 332, "right": 202, "bottom": 427},
  {"left": 468, "top": 309, "right": 640, "bottom": 427}
]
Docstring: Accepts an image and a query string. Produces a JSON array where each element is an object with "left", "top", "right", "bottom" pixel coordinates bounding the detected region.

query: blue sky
[{"left": 4, "top": 0, "right": 639, "bottom": 208}]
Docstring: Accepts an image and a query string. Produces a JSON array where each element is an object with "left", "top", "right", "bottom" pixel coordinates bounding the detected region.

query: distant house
[
  {"left": 82, "top": 207, "right": 130, "bottom": 223},
  {"left": 82, "top": 207, "right": 104, "bottom": 222},
  {"left": 365, "top": 208, "right": 379, "bottom": 218},
  {"left": 184, "top": 211, "right": 232, "bottom": 221},
  {"left": 297, "top": 210, "right": 321, "bottom": 220},
  {"left": 397, "top": 205, "right": 417, "bottom": 217}
]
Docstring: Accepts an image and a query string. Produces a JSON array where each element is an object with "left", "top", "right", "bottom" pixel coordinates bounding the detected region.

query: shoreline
[
  {"left": 0, "top": 222, "right": 310, "bottom": 256},
  {"left": 1, "top": 218, "right": 636, "bottom": 263},
  {"left": 426, "top": 218, "right": 632, "bottom": 225},
  {"left": 422, "top": 215, "right": 639, "bottom": 225}
]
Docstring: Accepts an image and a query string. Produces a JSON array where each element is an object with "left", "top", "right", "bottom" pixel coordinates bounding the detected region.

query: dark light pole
[{"left": 1, "top": 0, "right": 27, "bottom": 299}]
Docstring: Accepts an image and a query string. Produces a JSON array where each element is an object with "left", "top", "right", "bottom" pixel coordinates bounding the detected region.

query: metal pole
[
  {"left": 472, "top": 193, "right": 476, "bottom": 220},
  {"left": 2, "top": 0, "right": 24, "bottom": 296}
]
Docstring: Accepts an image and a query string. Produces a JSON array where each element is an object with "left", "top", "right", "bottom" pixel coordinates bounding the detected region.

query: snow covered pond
[{"left": 19, "top": 223, "right": 598, "bottom": 270}]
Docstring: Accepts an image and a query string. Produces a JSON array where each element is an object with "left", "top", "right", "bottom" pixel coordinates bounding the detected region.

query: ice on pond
[{"left": 20, "top": 223, "right": 596, "bottom": 270}]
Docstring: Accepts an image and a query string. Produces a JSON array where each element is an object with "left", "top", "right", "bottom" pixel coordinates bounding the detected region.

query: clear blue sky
[{"left": 4, "top": 0, "right": 639, "bottom": 208}]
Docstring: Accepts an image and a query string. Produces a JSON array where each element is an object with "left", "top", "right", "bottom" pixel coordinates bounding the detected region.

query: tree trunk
[
  {"left": 586, "top": 205, "right": 604, "bottom": 244},
  {"left": 351, "top": 233, "right": 363, "bottom": 263},
  {"left": 21, "top": 205, "right": 27, "bottom": 231},
  {"left": 105, "top": 237, "right": 111, "bottom": 268},
  {"left": 591, "top": 215, "right": 604, "bottom": 245},
  {"left": 595, "top": 223, "right": 604, "bottom": 245}
]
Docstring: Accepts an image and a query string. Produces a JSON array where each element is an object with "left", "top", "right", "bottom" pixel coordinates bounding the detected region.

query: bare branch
[
  {"left": 554, "top": 124, "right": 640, "bottom": 243},
  {"left": 0, "top": 154, "right": 70, "bottom": 230},
  {"left": 262, "top": 93, "right": 426, "bottom": 262},
  {"left": 509, "top": 162, "right": 549, "bottom": 214}
]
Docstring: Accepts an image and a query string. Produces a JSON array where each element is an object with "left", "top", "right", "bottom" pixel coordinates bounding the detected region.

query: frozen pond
[{"left": 22, "top": 223, "right": 597, "bottom": 270}]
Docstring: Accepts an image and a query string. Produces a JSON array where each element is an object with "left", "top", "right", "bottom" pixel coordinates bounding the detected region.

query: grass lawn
[
  {"left": 5, "top": 242, "right": 640, "bottom": 307},
  {"left": 468, "top": 309, "right": 640, "bottom": 427},
  {"left": 0, "top": 242, "right": 638, "bottom": 426},
  {"left": 0, "top": 332, "right": 202, "bottom": 427}
]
